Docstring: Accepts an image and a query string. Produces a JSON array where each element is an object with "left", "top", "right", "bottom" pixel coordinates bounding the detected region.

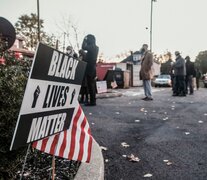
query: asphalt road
[{"left": 82, "top": 87, "right": 207, "bottom": 180}]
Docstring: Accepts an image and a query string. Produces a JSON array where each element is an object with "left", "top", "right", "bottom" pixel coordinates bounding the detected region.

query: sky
[{"left": 1, "top": 0, "right": 207, "bottom": 61}]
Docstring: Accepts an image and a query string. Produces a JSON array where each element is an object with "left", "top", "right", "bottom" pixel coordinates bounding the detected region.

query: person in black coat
[
  {"left": 81, "top": 34, "right": 99, "bottom": 106},
  {"left": 185, "top": 56, "right": 196, "bottom": 95}
]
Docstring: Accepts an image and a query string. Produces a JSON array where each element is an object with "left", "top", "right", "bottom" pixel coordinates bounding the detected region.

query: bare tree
[{"left": 54, "top": 15, "right": 82, "bottom": 53}]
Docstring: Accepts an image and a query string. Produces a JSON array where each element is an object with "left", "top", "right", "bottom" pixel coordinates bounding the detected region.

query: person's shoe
[
  {"left": 172, "top": 93, "right": 178, "bottom": 96},
  {"left": 142, "top": 97, "right": 148, "bottom": 100},
  {"left": 189, "top": 93, "right": 194, "bottom": 95},
  {"left": 143, "top": 97, "right": 153, "bottom": 101},
  {"left": 85, "top": 102, "right": 96, "bottom": 106},
  {"left": 179, "top": 93, "right": 186, "bottom": 97},
  {"left": 145, "top": 97, "right": 153, "bottom": 101}
]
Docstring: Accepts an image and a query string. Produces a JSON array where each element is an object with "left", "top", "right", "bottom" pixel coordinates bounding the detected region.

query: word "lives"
[
  {"left": 43, "top": 85, "right": 69, "bottom": 108},
  {"left": 48, "top": 50, "right": 79, "bottom": 80}
]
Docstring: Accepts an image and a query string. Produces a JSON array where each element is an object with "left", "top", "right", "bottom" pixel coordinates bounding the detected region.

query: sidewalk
[{"left": 75, "top": 140, "right": 104, "bottom": 180}]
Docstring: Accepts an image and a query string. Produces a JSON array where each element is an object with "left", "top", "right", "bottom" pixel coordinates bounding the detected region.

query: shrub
[{"left": 0, "top": 52, "right": 31, "bottom": 179}]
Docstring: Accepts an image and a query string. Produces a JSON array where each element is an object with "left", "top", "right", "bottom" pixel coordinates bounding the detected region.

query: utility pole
[
  {"left": 150, "top": 0, "right": 156, "bottom": 52},
  {"left": 37, "top": 0, "right": 40, "bottom": 42}
]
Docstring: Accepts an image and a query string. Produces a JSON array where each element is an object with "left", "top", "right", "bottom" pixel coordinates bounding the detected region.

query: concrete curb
[
  {"left": 74, "top": 140, "right": 104, "bottom": 180},
  {"left": 96, "top": 91, "right": 123, "bottom": 99}
]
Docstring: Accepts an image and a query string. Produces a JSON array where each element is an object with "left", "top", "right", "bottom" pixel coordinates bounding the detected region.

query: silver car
[{"left": 154, "top": 74, "right": 172, "bottom": 87}]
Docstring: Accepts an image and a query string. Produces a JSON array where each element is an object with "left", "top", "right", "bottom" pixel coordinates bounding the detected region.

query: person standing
[
  {"left": 139, "top": 44, "right": 154, "bottom": 101},
  {"left": 185, "top": 56, "right": 196, "bottom": 95},
  {"left": 172, "top": 51, "right": 186, "bottom": 96},
  {"left": 66, "top": 45, "right": 78, "bottom": 58},
  {"left": 82, "top": 34, "right": 99, "bottom": 106},
  {"left": 195, "top": 67, "right": 202, "bottom": 90},
  {"left": 78, "top": 49, "right": 89, "bottom": 104}
]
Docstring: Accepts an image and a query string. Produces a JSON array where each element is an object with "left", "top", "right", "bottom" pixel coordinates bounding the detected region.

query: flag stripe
[
  {"left": 68, "top": 106, "right": 82, "bottom": 159},
  {"left": 82, "top": 123, "right": 90, "bottom": 162},
  {"left": 72, "top": 111, "right": 85, "bottom": 160},
  {"left": 86, "top": 128, "right": 93, "bottom": 163},
  {"left": 77, "top": 116, "right": 87, "bottom": 160},
  {"left": 41, "top": 137, "right": 49, "bottom": 151},
  {"left": 49, "top": 134, "right": 59, "bottom": 154},
  {"left": 58, "top": 131, "right": 67, "bottom": 157}
]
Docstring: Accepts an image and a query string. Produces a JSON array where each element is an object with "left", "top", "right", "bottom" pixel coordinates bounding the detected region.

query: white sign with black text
[{"left": 10, "top": 43, "right": 86, "bottom": 150}]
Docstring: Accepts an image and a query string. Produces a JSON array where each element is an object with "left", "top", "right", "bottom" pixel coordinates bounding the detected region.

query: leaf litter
[
  {"left": 127, "top": 154, "right": 140, "bottom": 162},
  {"left": 100, "top": 146, "right": 108, "bottom": 151},
  {"left": 143, "top": 173, "right": 153, "bottom": 178},
  {"left": 121, "top": 142, "right": 130, "bottom": 148}
]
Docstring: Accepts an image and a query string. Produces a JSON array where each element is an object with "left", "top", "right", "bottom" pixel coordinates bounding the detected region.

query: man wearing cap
[
  {"left": 66, "top": 46, "right": 78, "bottom": 58},
  {"left": 185, "top": 56, "right": 196, "bottom": 95},
  {"left": 139, "top": 44, "right": 154, "bottom": 101},
  {"left": 172, "top": 51, "right": 186, "bottom": 96}
]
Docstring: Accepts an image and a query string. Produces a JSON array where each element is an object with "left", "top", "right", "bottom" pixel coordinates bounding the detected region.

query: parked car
[
  {"left": 154, "top": 74, "right": 172, "bottom": 87},
  {"left": 203, "top": 74, "right": 207, "bottom": 88}
]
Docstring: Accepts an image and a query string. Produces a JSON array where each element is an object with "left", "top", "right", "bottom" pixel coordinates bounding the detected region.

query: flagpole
[{"left": 52, "top": 155, "right": 56, "bottom": 180}]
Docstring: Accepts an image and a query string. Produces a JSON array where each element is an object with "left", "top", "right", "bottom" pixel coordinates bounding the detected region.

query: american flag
[{"left": 32, "top": 105, "right": 93, "bottom": 163}]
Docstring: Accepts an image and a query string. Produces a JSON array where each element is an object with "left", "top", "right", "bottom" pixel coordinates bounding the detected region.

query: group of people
[
  {"left": 139, "top": 43, "right": 202, "bottom": 101},
  {"left": 66, "top": 40, "right": 201, "bottom": 103},
  {"left": 171, "top": 51, "right": 201, "bottom": 97},
  {"left": 66, "top": 34, "right": 99, "bottom": 106}
]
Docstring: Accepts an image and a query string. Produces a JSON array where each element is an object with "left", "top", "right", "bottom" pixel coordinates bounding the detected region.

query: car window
[{"left": 158, "top": 75, "right": 170, "bottom": 79}]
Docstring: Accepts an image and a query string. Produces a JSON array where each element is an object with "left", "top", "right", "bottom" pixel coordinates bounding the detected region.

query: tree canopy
[
  {"left": 15, "top": 13, "right": 55, "bottom": 49},
  {"left": 195, "top": 50, "right": 207, "bottom": 74}
]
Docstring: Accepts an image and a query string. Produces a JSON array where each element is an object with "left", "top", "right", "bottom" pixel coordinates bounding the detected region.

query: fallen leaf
[
  {"left": 171, "top": 105, "right": 175, "bottom": 108},
  {"left": 164, "top": 112, "right": 167, "bottom": 115},
  {"left": 121, "top": 142, "right": 130, "bottom": 148},
  {"left": 176, "top": 126, "right": 180, "bottom": 129},
  {"left": 143, "top": 173, "right": 153, "bottom": 178},
  {"left": 144, "top": 110, "right": 148, "bottom": 113},
  {"left": 152, "top": 110, "right": 156, "bottom": 113},
  {"left": 115, "top": 112, "right": 120, "bottom": 115},
  {"left": 163, "top": 117, "right": 169, "bottom": 121},
  {"left": 204, "top": 113, "right": 207, "bottom": 116},
  {"left": 128, "top": 102, "right": 132, "bottom": 105},
  {"left": 127, "top": 154, "right": 140, "bottom": 162},
  {"left": 198, "top": 121, "right": 204, "bottom": 123},
  {"left": 185, "top": 132, "right": 190, "bottom": 135},
  {"left": 100, "top": 146, "right": 108, "bottom": 151},
  {"left": 163, "top": 160, "right": 169, "bottom": 163},
  {"left": 144, "top": 113, "right": 147, "bottom": 115},
  {"left": 140, "top": 108, "right": 145, "bottom": 112},
  {"left": 166, "top": 161, "right": 173, "bottom": 166},
  {"left": 135, "top": 120, "right": 140, "bottom": 123},
  {"left": 89, "top": 113, "right": 92, "bottom": 115},
  {"left": 171, "top": 108, "right": 175, "bottom": 110},
  {"left": 122, "top": 155, "right": 127, "bottom": 158}
]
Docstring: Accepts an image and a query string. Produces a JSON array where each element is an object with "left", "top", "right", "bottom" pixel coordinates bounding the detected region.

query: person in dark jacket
[
  {"left": 82, "top": 34, "right": 99, "bottom": 106},
  {"left": 79, "top": 49, "right": 89, "bottom": 104},
  {"left": 172, "top": 51, "right": 186, "bottom": 96},
  {"left": 185, "top": 56, "right": 196, "bottom": 95}
]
